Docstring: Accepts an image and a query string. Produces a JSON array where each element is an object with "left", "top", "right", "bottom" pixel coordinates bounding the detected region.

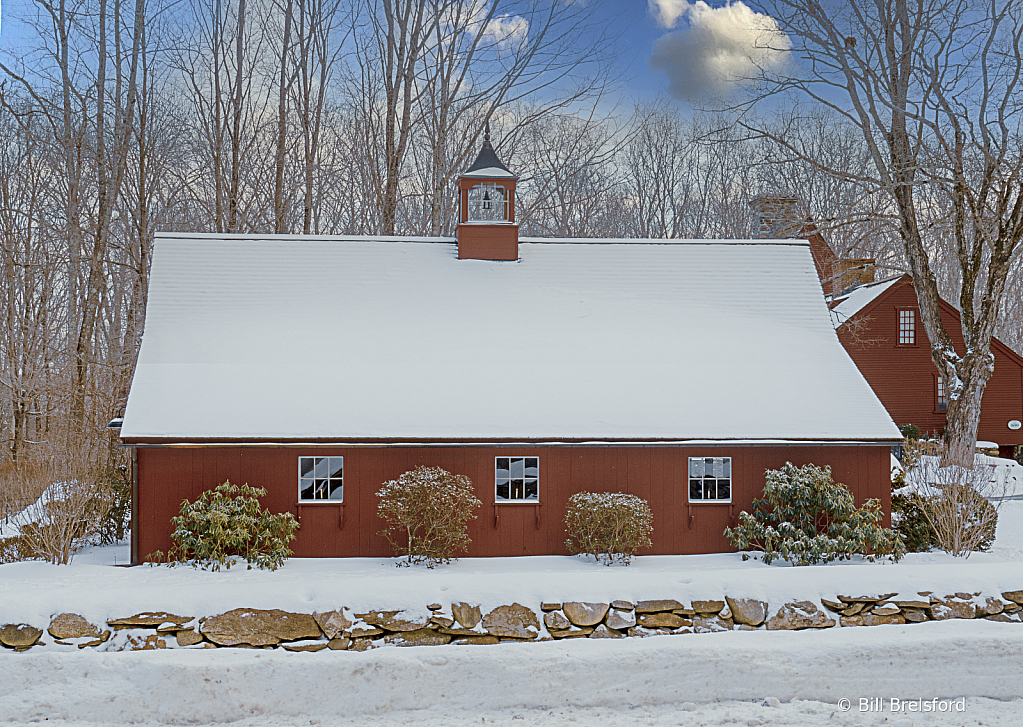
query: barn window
[
  {"left": 688, "top": 457, "right": 731, "bottom": 502},
  {"left": 495, "top": 457, "right": 539, "bottom": 502},
  {"left": 298, "top": 456, "right": 343, "bottom": 502},
  {"left": 937, "top": 376, "right": 948, "bottom": 412},
  {"left": 898, "top": 309, "right": 915, "bottom": 344}
]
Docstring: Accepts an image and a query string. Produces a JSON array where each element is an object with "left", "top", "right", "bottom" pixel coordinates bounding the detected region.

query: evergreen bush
[
  {"left": 724, "top": 462, "right": 905, "bottom": 565},
  {"left": 148, "top": 481, "right": 299, "bottom": 571},
  {"left": 376, "top": 466, "right": 480, "bottom": 567},
  {"left": 564, "top": 492, "right": 653, "bottom": 565}
]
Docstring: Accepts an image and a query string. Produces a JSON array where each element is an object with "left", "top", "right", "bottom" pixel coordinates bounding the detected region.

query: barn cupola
[{"left": 456, "top": 121, "right": 519, "bottom": 260}]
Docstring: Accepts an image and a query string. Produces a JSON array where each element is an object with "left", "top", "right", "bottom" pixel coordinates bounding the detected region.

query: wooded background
[{"left": 1, "top": 0, "right": 1021, "bottom": 472}]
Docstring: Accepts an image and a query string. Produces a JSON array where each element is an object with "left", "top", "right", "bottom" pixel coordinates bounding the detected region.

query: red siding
[
  {"left": 134, "top": 444, "right": 889, "bottom": 563},
  {"left": 838, "top": 277, "right": 1023, "bottom": 447}
]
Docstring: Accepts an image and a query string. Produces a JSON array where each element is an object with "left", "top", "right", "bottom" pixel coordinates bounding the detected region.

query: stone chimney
[{"left": 748, "top": 194, "right": 874, "bottom": 295}]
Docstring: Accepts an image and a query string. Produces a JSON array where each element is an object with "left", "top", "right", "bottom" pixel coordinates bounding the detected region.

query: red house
[
  {"left": 830, "top": 275, "right": 1023, "bottom": 459},
  {"left": 118, "top": 139, "right": 901, "bottom": 563}
]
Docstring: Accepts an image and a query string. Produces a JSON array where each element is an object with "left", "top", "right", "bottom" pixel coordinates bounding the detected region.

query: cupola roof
[{"left": 462, "top": 121, "right": 517, "bottom": 178}]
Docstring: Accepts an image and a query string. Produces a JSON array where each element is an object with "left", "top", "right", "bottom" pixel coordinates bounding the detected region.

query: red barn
[
  {"left": 119, "top": 138, "right": 901, "bottom": 563},
  {"left": 830, "top": 275, "right": 1023, "bottom": 459}
]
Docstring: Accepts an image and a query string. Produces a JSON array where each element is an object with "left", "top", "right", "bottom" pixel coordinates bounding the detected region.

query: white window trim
[
  {"left": 687, "top": 456, "right": 732, "bottom": 503},
  {"left": 898, "top": 309, "right": 916, "bottom": 345},
  {"left": 495, "top": 455, "right": 540, "bottom": 503},
  {"left": 298, "top": 455, "right": 344, "bottom": 503},
  {"left": 467, "top": 183, "right": 509, "bottom": 222}
]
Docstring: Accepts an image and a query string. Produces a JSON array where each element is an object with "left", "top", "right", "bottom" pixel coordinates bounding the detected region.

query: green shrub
[
  {"left": 564, "top": 492, "right": 653, "bottom": 565},
  {"left": 376, "top": 466, "right": 480, "bottom": 567},
  {"left": 899, "top": 423, "right": 921, "bottom": 441},
  {"left": 148, "top": 481, "right": 299, "bottom": 571},
  {"left": 891, "top": 493, "right": 939, "bottom": 552},
  {"left": 724, "top": 462, "right": 905, "bottom": 565}
]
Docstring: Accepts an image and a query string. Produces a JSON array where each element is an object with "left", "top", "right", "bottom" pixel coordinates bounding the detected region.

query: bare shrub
[
  {"left": 906, "top": 456, "right": 1007, "bottom": 557},
  {"left": 376, "top": 466, "right": 481, "bottom": 567},
  {"left": 6, "top": 479, "right": 113, "bottom": 565},
  {"left": 564, "top": 492, "right": 653, "bottom": 565}
]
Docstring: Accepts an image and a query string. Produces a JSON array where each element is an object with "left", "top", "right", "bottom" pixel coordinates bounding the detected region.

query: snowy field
[{"left": 3, "top": 501, "right": 1023, "bottom": 725}]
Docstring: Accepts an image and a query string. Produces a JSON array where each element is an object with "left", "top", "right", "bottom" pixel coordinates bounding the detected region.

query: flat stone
[
  {"left": 977, "top": 597, "right": 1005, "bottom": 616},
  {"left": 872, "top": 605, "right": 901, "bottom": 616},
  {"left": 175, "top": 629, "right": 204, "bottom": 646},
  {"left": 438, "top": 627, "right": 487, "bottom": 637},
  {"left": 766, "top": 602, "right": 835, "bottom": 631},
  {"left": 201, "top": 609, "right": 322, "bottom": 647},
  {"left": 107, "top": 612, "right": 192, "bottom": 630},
  {"left": 840, "top": 603, "right": 865, "bottom": 617},
  {"left": 691, "top": 600, "right": 725, "bottom": 614},
  {"left": 693, "top": 615, "right": 732, "bottom": 633},
  {"left": 589, "top": 624, "right": 623, "bottom": 639},
  {"left": 430, "top": 615, "right": 455, "bottom": 628},
  {"left": 892, "top": 600, "right": 931, "bottom": 610},
  {"left": 954, "top": 592, "right": 973, "bottom": 600},
  {"left": 354, "top": 610, "right": 427, "bottom": 632},
  {"left": 735, "top": 624, "right": 761, "bottom": 631},
  {"left": 543, "top": 611, "right": 570, "bottom": 630},
  {"left": 841, "top": 614, "right": 905, "bottom": 627},
  {"left": 930, "top": 600, "right": 977, "bottom": 620},
  {"left": 985, "top": 613, "right": 1023, "bottom": 623},
  {"left": 637, "top": 613, "right": 688, "bottom": 629},
  {"left": 671, "top": 608, "right": 696, "bottom": 617},
  {"left": 313, "top": 610, "right": 352, "bottom": 639},
  {"left": 452, "top": 603, "right": 482, "bottom": 629},
  {"left": 606, "top": 609, "right": 636, "bottom": 630},
  {"left": 453, "top": 635, "right": 500, "bottom": 645},
  {"left": 1001, "top": 591, "right": 1023, "bottom": 605},
  {"left": 611, "top": 600, "right": 634, "bottom": 611},
  {"left": 283, "top": 642, "right": 328, "bottom": 652},
  {"left": 328, "top": 637, "right": 351, "bottom": 650},
  {"left": 349, "top": 638, "right": 376, "bottom": 652},
  {"left": 427, "top": 603, "right": 443, "bottom": 611},
  {"left": 725, "top": 597, "right": 767, "bottom": 627},
  {"left": 540, "top": 603, "right": 562, "bottom": 612},
  {"left": 483, "top": 604, "right": 540, "bottom": 640},
  {"left": 820, "top": 599, "right": 844, "bottom": 612},
  {"left": 48, "top": 614, "right": 104, "bottom": 640},
  {"left": 627, "top": 626, "right": 665, "bottom": 638},
  {"left": 382, "top": 628, "right": 451, "bottom": 646},
  {"left": 563, "top": 602, "right": 609, "bottom": 627},
  {"left": 635, "top": 600, "right": 684, "bottom": 613},
  {"left": 548, "top": 627, "right": 593, "bottom": 639},
  {"left": 902, "top": 610, "right": 929, "bottom": 623},
  {"left": 1005, "top": 603, "right": 1022, "bottom": 613},
  {"left": 349, "top": 626, "right": 385, "bottom": 638},
  {"left": 0, "top": 624, "right": 43, "bottom": 649}
]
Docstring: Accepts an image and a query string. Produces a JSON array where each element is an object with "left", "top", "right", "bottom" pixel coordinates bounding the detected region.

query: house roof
[
  {"left": 121, "top": 234, "right": 901, "bottom": 442},
  {"left": 829, "top": 276, "right": 903, "bottom": 327}
]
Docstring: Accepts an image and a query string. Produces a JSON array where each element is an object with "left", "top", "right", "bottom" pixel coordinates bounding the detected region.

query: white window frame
[
  {"left": 495, "top": 456, "right": 539, "bottom": 503},
  {"left": 688, "top": 456, "right": 732, "bottom": 503},
  {"left": 898, "top": 309, "right": 916, "bottom": 345},
  {"left": 298, "top": 456, "right": 344, "bottom": 503}
]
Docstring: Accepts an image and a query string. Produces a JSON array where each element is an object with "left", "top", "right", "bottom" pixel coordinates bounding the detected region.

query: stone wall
[{"left": 3, "top": 590, "right": 1023, "bottom": 652}]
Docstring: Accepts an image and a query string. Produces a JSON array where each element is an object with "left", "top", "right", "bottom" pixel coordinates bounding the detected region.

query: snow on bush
[
  {"left": 564, "top": 492, "right": 653, "bottom": 565},
  {"left": 0, "top": 477, "right": 117, "bottom": 565},
  {"left": 148, "top": 482, "right": 299, "bottom": 571},
  {"left": 724, "top": 462, "right": 905, "bottom": 566},
  {"left": 376, "top": 466, "right": 481, "bottom": 567},
  {"left": 895, "top": 455, "right": 1014, "bottom": 556}
]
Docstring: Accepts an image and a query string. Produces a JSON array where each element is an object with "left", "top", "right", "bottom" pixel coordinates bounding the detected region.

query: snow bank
[{"left": 1, "top": 620, "right": 1021, "bottom": 723}]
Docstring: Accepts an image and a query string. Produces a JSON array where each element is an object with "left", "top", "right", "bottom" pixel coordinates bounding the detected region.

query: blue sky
[{"left": 0, "top": 0, "right": 786, "bottom": 105}]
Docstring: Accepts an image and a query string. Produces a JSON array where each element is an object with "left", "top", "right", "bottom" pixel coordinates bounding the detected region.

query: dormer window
[{"left": 468, "top": 183, "right": 507, "bottom": 221}]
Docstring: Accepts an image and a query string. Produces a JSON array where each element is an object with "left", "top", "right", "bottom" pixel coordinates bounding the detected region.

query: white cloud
[
  {"left": 648, "top": 0, "right": 693, "bottom": 29},
  {"left": 648, "top": 1, "right": 791, "bottom": 100},
  {"left": 482, "top": 14, "right": 529, "bottom": 50}
]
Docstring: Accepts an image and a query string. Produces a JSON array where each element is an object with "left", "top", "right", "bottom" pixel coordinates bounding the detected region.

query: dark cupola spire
[{"left": 463, "top": 120, "right": 514, "bottom": 176}]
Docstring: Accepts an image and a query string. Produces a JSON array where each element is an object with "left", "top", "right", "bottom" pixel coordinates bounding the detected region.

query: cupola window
[{"left": 468, "top": 183, "right": 508, "bottom": 221}]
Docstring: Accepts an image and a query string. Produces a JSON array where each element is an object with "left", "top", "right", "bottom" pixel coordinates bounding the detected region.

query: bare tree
[{"left": 750, "top": 0, "right": 1023, "bottom": 465}]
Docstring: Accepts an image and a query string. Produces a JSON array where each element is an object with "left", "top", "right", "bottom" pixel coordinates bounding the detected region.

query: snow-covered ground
[{"left": 3, "top": 502, "right": 1023, "bottom": 725}]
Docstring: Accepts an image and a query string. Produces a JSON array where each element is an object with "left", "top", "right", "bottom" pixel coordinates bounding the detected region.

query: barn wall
[
  {"left": 133, "top": 444, "right": 890, "bottom": 563},
  {"left": 838, "top": 278, "right": 1023, "bottom": 448}
]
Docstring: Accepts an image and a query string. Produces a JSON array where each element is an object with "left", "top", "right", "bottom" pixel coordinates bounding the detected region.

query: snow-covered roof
[
  {"left": 460, "top": 167, "right": 517, "bottom": 179},
  {"left": 829, "top": 277, "right": 902, "bottom": 327},
  {"left": 121, "top": 234, "right": 901, "bottom": 442}
]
